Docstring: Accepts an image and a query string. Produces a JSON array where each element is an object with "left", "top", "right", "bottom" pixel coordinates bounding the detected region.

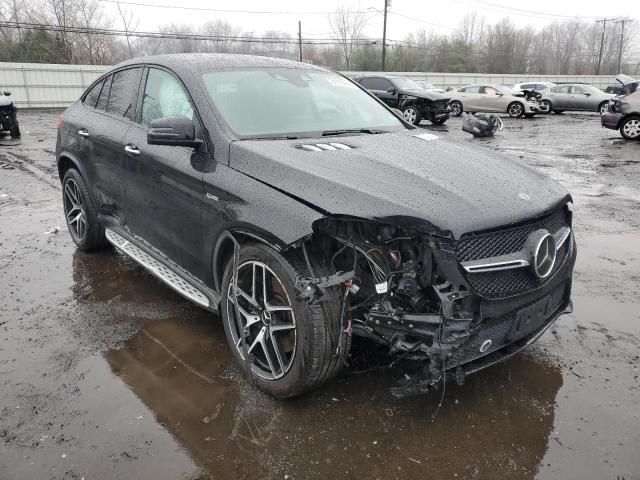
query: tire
[
  {"left": 598, "top": 101, "right": 609, "bottom": 115},
  {"left": 9, "top": 113, "right": 20, "bottom": 138},
  {"left": 62, "top": 168, "right": 108, "bottom": 251},
  {"left": 450, "top": 101, "right": 463, "bottom": 117},
  {"left": 508, "top": 102, "right": 525, "bottom": 118},
  {"left": 539, "top": 99, "right": 552, "bottom": 114},
  {"left": 402, "top": 105, "right": 422, "bottom": 125},
  {"left": 619, "top": 116, "right": 640, "bottom": 140},
  {"left": 221, "top": 243, "right": 349, "bottom": 398}
]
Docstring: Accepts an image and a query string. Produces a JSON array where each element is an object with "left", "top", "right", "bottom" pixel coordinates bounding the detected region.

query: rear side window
[
  {"left": 83, "top": 79, "right": 104, "bottom": 107},
  {"left": 106, "top": 68, "right": 142, "bottom": 119},
  {"left": 360, "top": 77, "right": 391, "bottom": 91},
  {"left": 96, "top": 75, "right": 112, "bottom": 111},
  {"left": 462, "top": 85, "right": 481, "bottom": 93},
  {"left": 141, "top": 68, "right": 194, "bottom": 126}
]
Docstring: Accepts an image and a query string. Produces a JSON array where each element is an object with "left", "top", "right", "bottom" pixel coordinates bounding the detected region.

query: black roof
[{"left": 114, "top": 53, "right": 328, "bottom": 76}]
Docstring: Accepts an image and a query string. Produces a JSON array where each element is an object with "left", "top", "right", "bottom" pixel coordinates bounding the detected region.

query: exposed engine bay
[{"left": 293, "top": 211, "right": 574, "bottom": 398}]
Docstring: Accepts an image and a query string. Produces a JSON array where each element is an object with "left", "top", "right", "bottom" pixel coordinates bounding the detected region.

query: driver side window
[{"left": 141, "top": 68, "right": 194, "bottom": 127}]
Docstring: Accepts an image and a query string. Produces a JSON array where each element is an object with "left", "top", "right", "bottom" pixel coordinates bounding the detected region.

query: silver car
[
  {"left": 448, "top": 84, "right": 544, "bottom": 118},
  {"left": 539, "top": 84, "right": 615, "bottom": 115}
]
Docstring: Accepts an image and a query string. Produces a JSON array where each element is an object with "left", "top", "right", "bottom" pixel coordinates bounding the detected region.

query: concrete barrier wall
[{"left": 0, "top": 62, "right": 618, "bottom": 108}]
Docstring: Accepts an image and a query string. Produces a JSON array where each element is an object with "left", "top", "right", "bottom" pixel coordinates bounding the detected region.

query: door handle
[
  {"left": 77, "top": 128, "right": 90, "bottom": 138},
  {"left": 124, "top": 144, "right": 140, "bottom": 156}
]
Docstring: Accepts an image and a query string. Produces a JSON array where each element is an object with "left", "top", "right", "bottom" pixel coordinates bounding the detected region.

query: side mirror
[
  {"left": 496, "top": 92, "right": 504, "bottom": 96},
  {"left": 584, "top": 92, "right": 591, "bottom": 96},
  {"left": 3, "top": 91, "right": 11, "bottom": 96},
  {"left": 387, "top": 87, "right": 397, "bottom": 94},
  {"left": 147, "top": 116, "right": 202, "bottom": 148}
]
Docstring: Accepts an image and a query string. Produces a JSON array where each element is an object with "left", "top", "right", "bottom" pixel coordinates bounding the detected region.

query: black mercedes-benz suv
[{"left": 56, "top": 54, "right": 576, "bottom": 398}]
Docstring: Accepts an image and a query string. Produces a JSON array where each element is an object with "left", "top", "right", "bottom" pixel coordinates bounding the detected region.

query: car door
[
  {"left": 480, "top": 86, "right": 507, "bottom": 112},
  {"left": 73, "top": 69, "right": 142, "bottom": 223},
  {"left": 548, "top": 85, "right": 571, "bottom": 109},
  {"left": 121, "top": 66, "right": 209, "bottom": 279},
  {"left": 569, "top": 85, "right": 591, "bottom": 110},
  {"left": 460, "top": 85, "right": 483, "bottom": 110}
]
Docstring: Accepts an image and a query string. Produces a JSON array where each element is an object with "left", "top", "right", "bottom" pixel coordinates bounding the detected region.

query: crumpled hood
[
  {"left": 397, "top": 88, "right": 450, "bottom": 102},
  {"left": 229, "top": 130, "right": 570, "bottom": 238}
]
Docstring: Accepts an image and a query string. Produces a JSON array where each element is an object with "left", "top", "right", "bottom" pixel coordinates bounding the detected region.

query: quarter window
[
  {"left": 96, "top": 75, "right": 112, "bottom": 111},
  {"left": 106, "top": 68, "right": 142, "bottom": 119},
  {"left": 83, "top": 79, "right": 104, "bottom": 108},
  {"left": 141, "top": 68, "right": 194, "bottom": 126}
]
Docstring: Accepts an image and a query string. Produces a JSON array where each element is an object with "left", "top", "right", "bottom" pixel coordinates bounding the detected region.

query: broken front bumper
[{"left": 601, "top": 112, "right": 623, "bottom": 130}]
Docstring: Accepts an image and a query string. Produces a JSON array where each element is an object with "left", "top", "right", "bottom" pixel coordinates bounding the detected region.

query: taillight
[{"left": 57, "top": 114, "right": 63, "bottom": 129}]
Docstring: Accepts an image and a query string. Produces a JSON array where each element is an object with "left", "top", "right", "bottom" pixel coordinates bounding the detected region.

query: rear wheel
[
  {"left": 598, "top": 101, "right": 609, "bottom": 115},
  {"left": 450, "top": 101, "right": 463, "bottom": 117},
  {"left": 221, "top": 243, "right": 349, "bottom": 398},
  {"left": 539, "top": 99, "right": 552, "bottom": 114},
  {"left": 507, "top": 102, "right": 524, "bottom": 118},
  {"left": 402, "top": 105, "right": 422, "bottom": 125},
  {"left": 620, "top": 116, "right": 640, "bottom": 140},
  {"left": 62, "top": 168, "right": 107, "bottom": 251}
]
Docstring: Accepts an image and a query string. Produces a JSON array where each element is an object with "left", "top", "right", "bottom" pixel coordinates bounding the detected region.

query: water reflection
[{"left": 71, "top": 249, "right": 564, "bottom": 479}]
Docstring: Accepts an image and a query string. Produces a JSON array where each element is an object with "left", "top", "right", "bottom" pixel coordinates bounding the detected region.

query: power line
[
  {"left": 387, "top": 11, "right": 456, "bottom": 31},
  {"left": 448, "top": 0, "right": 598, "bottom": 20},
  {"left": 98, "top": 0, "right": 368, "bottom": 16}
]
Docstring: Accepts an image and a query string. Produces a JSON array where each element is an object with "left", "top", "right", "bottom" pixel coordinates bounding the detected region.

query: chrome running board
[{"left": 105, "top": 228, "right": 219, "bottom": 312}]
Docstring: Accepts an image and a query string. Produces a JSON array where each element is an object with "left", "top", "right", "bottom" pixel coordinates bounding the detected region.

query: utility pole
[
  {"left": 614, "top": 19, "right": 631, "bottom": 73},
  {"left": 381, "top": 0, "right": 390, "bottom": 71},
  {"left": 595, "top": 18, "right": 614, "bottom": 75},
  {"left": 298, "top": 20, "right": 303, "bottom": 62}
]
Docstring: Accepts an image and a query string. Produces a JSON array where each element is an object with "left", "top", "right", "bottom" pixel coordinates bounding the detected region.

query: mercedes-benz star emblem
[{"left": 527, "top": 229, "right": 557, "bottom": 279}]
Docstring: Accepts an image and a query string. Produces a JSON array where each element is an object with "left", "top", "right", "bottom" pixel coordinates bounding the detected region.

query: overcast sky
[{"left": 100, "top": 0, "right": 640, "bottom": 41}]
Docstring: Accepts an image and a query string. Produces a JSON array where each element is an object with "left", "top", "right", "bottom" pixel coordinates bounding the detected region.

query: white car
[{"left": 448, "top": 84, "right": 545, "bottom": 118}]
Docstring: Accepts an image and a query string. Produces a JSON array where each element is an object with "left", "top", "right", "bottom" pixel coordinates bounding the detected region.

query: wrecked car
[
  {"left": 353, "top": 74, "right": 451, "bottom": 125},
  {"left": 602, "top": 89, "right": 640, "bottom": 140},
  {"left": 0, "top": 90, "right": 20, "bottom": 138},
  {"left": 448, "top": 84, "right": 546, "bottom": 118},
  {"left": 56, "top": 54, "right": 576, "bottom": 399}
]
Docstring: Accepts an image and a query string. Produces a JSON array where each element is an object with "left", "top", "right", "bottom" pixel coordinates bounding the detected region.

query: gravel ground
[{"left": 0, "top": 110, "right": 639, "bottom": 480}]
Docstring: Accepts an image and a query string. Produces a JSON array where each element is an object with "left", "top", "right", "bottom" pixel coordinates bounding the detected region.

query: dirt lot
[{"left": 1, "top": 110, "right": 639, "bottom": 480}]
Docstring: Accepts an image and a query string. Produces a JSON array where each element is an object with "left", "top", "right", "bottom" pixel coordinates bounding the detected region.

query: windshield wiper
[
  {"left": 321, "top": 128, "right": 387, "bottom": 137},
  {"left": 247, "top": 135, "right": 300, "bottom": 140}
]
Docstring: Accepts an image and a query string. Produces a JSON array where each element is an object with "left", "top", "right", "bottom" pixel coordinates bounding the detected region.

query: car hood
[
  {"left": 229, "top": 130, "right": 570, "bottom": 238},
  {"left": 397, "top": 88, "right": 450, "bottom": 101}
]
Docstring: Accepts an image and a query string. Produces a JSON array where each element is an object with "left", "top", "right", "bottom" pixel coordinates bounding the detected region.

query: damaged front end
[{"left": 294, "top": 206, "right": 575, "bottom": 398}]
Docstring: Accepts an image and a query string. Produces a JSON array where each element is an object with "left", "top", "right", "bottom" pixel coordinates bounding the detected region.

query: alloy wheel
[
  {"left": 403, "top": 107, "right": 418, "bottom": 124},
  {"left": 509, "top": 103, "right": 523, "bottom": 117},
  {"left": 450, "top": 102, "right": 462, "bottom": 116},
  {"left": 622, "top": 119, "right": 640, "bottom": 139},
  {"left": 226, "top": 260, "right": 297, "bottom": 380},
  {"left": 599, "top": 102, "right": 609, "bottom": 115},
  {"left": 63, "top": 178, "right": 87, "bottom": 242}
]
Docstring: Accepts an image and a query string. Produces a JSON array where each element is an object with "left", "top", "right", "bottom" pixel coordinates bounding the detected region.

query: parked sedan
[
  {"left": 602, "top": 90, "right": 640, "bottom": 140},
  {"left": 447, "top": 84, "right": 545, "bottom": 118},
  {"left": 539, "top": 84, "right": 615, "bottom": 115},
  {"left": 56, "top": 54, "right": 575, "bottom": 399},
  {"left": 354, "top": 75, "right": 451, "bottom": 125}
]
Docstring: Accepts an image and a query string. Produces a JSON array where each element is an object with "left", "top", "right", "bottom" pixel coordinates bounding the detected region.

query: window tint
[
  {"left": 106, "top": 68, "right": 142, "bottom": 119},
  {"left": 83, "top": 79, "right": 104, "bottom": 107},
  {"left": 360, "top": 77, "right": 392, "bottom": 91},
  {"left": 142, "top": 68, "right": 194, "bottom": 126},
  {"left": 96, "top": 75, "right": 112, "bottom": 111},
  {"left": 551, "top": 85, "right": 570, "bottom": 94},
  {"left": 462, "top": 85, "right": 481, "bottom": 93}
]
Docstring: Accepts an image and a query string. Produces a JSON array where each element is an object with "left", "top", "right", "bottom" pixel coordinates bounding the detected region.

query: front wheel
[
  {"left": 450, "top": 101, "right": 463, "bottom": 117},
  {"left": 402, "top": 105, "right": 422, "bottom": 125},
  {"left": 508, "top": 102, "right": 525, "bottom": 118},
  {"left": 221, "top": 243, "right": 349, "bottom": 398},
  {"left": 620, "top": 116, "right": 640, "bottom": 140},
  {"left": 62, "top": 168, "right": 107, "bottom": 251}
]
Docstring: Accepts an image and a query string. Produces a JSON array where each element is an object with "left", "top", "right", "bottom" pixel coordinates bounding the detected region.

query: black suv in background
[
  {"left": 57, "top": 54, "right": 575, "bottom": 399},
  {"left": 353, "top": 74, "right": 451, "bottom": 125}
]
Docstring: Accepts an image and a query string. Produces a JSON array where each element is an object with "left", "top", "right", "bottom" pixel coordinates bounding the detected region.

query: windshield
[
  {"left": 201, "top": 68, "right": 404, "bottom": 138},
  {"left": 391, "top": 77, "right": 424, "bottom": 91},
  {"left": 419, "top": 82, "right": 435, "bottom": 89}
]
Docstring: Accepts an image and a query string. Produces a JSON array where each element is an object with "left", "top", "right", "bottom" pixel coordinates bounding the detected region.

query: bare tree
[
  {"left": 116, "top": 0, "right": 138, "bottom": 58},
  {"left": 329, "top": 6, "right": 367, "bottom": 70}
]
